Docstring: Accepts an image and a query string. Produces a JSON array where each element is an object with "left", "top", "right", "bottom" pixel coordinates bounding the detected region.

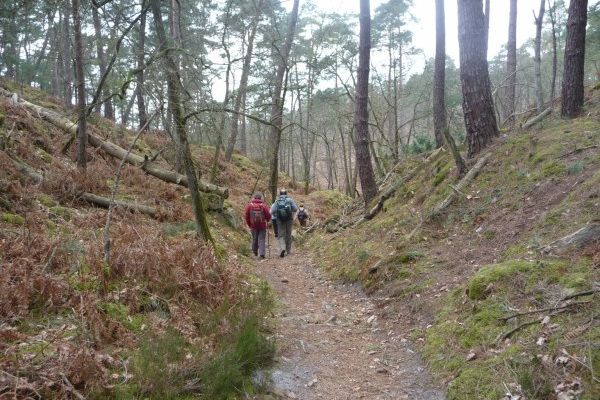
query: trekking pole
[{"left": 267, "top": 224, "right": 271, "bottom": 258}]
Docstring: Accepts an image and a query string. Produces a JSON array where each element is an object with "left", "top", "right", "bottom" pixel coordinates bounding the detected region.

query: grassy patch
[{"left": 2, "top": 212, "right": 25, "bottom": 225}]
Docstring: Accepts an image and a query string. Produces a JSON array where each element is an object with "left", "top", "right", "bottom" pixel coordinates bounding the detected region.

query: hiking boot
[
  {"left": 280, "top": 250, "right": 285, "bottom": 258},
  {"left": 259, "top": 255, "right": 265, "bottom": 259}
]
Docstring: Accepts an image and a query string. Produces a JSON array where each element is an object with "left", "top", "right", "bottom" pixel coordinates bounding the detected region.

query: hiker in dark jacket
[
  {"left": 296, "top": 203, "right": 310, "bottom": 227},
  {"left": 245, "top": 193, "right": 272, "bottom": 259},
  {"left": 270, "top": 188, "right": 298, "bottom": 257}
]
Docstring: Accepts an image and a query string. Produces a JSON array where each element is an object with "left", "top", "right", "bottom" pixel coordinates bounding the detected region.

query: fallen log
[
  {"left": 0, "top": 88, "right": 229, "bottom": 198},
  {"left": 6, "top": 151, "right": 43, "bottom": 184},
  {"left": 364, "top": 148, "right": 445, "bottom": 221},
  {"left": 541, "top": 221, "right": 600, "bottom": 255},
  {"left": 79, "top": 192, "right": 157, "bottom": 217},
  {"left": 522, "top": 107, "right": 552, "bottom": 129},
  {"left": 428, "top": 152, "right": 492, "bottom": 218}
]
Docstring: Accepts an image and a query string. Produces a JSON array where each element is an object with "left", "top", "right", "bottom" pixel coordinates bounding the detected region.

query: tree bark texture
[
  {"left": 91, "top": 6, "right": 114, "bottom": 120},
  {"left": 268, "top": 0, "right": 300, "bottom": 203},
  {"left": 534, "top": 0, "right": 545, "bottom": 113},
  {"left": 353, "top": 0, "right": 378, "bottom": 207},
  {"left": 548, "top": 0, "right": 558, "bottom": 105},
  {"left": 225, "top": 2, "right": 261, "bottom": 161},
  {"left": 151, "top": 0, "right": 214, "bottom": 244},
  {"left": 457, "top": 0, "right": 498, "bottom": 158},
  {"left": 72, "top": 0, "right": 87, "bottom": 169},
  {"left": 136, "top": 10, "right": 148, "bottom": 130},
  {"left": 505, "top": 0, "right": 517, "bottom": 123},
  {"left": 433, "top": 0, "right": 446, "bottom": 149},
  {"left": 60, "top": 4, "right": 72, "bottom": 107},
  {"left": 561, "top": 0, "right": 588, "bottom": 118}
]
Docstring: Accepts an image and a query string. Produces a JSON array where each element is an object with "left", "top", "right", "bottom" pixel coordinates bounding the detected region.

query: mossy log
[
  {"left": 428, "top": 152, "right": 492, "bottom": 218},
  {"left": 79, "top": 192, "right": 157, "bottom": 217},
  {"left": 522, "top": 107, "right": 552, "bottom": 129},
  {"left": 6, "top": 152, "right": 43, "bottom": 184},
  {"left": 0, "top": 88, "right": 228, "bottom": 198},
  {"left": 364, "top": 147, "right": 446, "bottom": 221},
  {"left": 541, "top": 221, "right": 600, "bottom": 255}
]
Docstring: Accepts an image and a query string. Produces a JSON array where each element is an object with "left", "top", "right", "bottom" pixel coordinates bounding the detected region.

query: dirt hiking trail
[{"left": 254, "top": 249, "right": 446, "bottom": 400}]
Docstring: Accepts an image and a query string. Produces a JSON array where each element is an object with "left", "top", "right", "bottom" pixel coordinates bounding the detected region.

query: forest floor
[{"left": 254, "top": 244, "right": 446, "bottom": 400}]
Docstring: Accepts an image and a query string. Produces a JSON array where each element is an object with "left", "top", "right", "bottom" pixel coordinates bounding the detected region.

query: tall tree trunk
[
  {"left": 505, "top": 0, "right": 518, "bottom": 123},
  {"left": 534, "top": 0, "right": 545, "bottom": 113},
  {"left": 240, "top": 90, "right": 247, "bottom": 155},
  {"left": 72, "top": 0, "right": 87, "bottom": 169},
  {"left": 2, "top": 9, "right": 18, "bottom": 79},
  {"left": 136, "top": 11, "right": 148, "bottom": 130},
  {"left": 561, "top": 0, "right": 588, "bottom": 118},
  {"left": 225, "top": 5, "right": 261, "bottom": 161},
  {"left": 433, "top": 0, "right": 446, "bottom": 148},
  {"left": 151, "top": 0, "right": 214, "bottom": 244},
  {"left": 548, "top": 0, "right": 558, "bottom": 106},
  {"left": 268, "top": 0, "right": 300, "bottom": 203},
  {"left": 92, "top": 6, "right": 114, "bottom": 120},
  {"left": 354, "top": 0, "right": 377, "bottom": 206},
  {"left": 483, "top": 0, "right": 490, "bottom": 57},
  {"left": 61, "top": 4, "right": 73, "bottom": 108},
  {"left": 458, "top": 0, "right": 498, "bottom": 158},
  {"left": 211, "top": 0, "right": 233, "bottom": 182},
  {"left": 31, "top": 10, "right": 55, "bottom": 85}
]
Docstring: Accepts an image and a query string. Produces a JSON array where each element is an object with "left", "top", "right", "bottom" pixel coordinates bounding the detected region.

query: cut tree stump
[
  {"left": 428, "top": 152, "right": 492, "bottom": 218},
  {"left": 0, "top": 87, "right": 228, "bottom": 198},
  {"left": 541, "top": 221, "right": 600, "bottom": 255}
]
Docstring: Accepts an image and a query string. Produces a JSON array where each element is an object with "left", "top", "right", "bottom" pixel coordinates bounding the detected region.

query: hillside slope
[
  {"left": 0, "top": 80, "right": 277, "bottom": 399},
  {"left": 308, "top": 93, "right": 600, "bottom": 399}
]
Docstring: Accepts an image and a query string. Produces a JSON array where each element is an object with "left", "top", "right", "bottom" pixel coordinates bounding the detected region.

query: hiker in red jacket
[{"left": 245, "top": 193, "right": 272, "bottom": 259}]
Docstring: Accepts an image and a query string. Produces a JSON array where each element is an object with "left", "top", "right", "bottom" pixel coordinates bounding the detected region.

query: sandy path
[{"left": 254, "top": 250, "right": 446, "bottom": 400}]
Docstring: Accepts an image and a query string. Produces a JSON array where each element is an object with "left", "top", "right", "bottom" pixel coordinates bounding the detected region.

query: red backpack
[{"left": 249, "top": 203, "right": 265, "bottom": 226}]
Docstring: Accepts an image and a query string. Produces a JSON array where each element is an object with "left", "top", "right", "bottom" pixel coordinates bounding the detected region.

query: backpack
[
  {"left": 249, "top": 203, "right": 264, "bottom": 226},
  {"left": 276, "top": 198, "right": 292, "bottom": 222},
  {"left": 297, "top": 209, "right": 307, "bottom": 221}
]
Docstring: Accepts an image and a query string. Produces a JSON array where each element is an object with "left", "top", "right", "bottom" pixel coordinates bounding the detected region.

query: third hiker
[{"left": 271, "top": 188, "right": 298, "bottom": 258}]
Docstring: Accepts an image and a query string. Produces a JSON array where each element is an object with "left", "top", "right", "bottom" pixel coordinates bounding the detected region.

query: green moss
[
  {"left": 397, "top": 250, "right": 425, "bottom": 263},
  {"left": 36, "top": 148, "right": 53, "bottom": 164},
  {"left": 49, "top": 206, "right": 73, "bottom": 221},
  {"left": 162, "top": 220, "right": 195, "bottom": 236},
  {"left": 447, "top": 363, "right": 505, "bottom": 400},
  {"left": 38, "top": 193, "right": 57, "bottom": 207},
  {"left": 2, "top": 212, "right": 25, "bottom": 225},
  {"left": 467, "top": 260, "right": 535, "bottom": 300},
  {"left": 99, "top": 301, "right": 146, "bottom": 331},
  {"left": 539, "top": 160, "right": 567, "bottom": 178},
  {"left": 433, "top": 169, "right": 448, "bottom": 186}
]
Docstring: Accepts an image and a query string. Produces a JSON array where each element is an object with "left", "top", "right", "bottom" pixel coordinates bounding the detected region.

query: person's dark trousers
[
  {"left": 251, "top": 228, "right": 267, "bottom": 257},
  {"left": 276, "top": 219, "right": 293, "bottom": 255}
]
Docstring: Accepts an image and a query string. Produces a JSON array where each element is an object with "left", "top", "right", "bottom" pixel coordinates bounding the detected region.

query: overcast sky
[{"left": 283, "top": 0, "right": 569, "bottom": 67}]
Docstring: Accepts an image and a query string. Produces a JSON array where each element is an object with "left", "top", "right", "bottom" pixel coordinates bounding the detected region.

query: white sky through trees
[
  {"left": 284, "top": 0, "right": 568, "bottom": 64},
  {"left": 211, "top": 0, "right": 572, "bottom": 100}
]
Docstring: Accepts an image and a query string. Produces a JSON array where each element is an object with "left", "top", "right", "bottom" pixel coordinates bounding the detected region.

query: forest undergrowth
[{"left": 0, "top": 80, "right": 277, "bottom": 399}]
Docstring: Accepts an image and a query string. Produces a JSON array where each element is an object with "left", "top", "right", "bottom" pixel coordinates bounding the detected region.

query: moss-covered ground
[{"left": 307, "top": 96, "right": 600, "bottom": 398}]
